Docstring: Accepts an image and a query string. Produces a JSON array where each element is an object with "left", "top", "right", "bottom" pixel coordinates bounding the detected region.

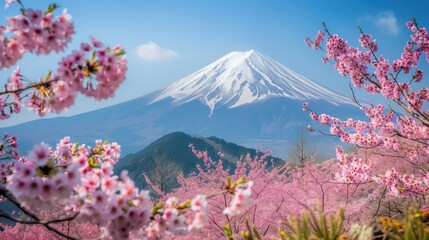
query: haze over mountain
[{"left": 1, "top": 50, "right": 361, "bottom": 157}]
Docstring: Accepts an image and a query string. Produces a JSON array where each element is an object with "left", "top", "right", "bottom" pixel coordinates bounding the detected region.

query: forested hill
[{"left": 114, "top": 131, "right": 282, "bottom": 191}]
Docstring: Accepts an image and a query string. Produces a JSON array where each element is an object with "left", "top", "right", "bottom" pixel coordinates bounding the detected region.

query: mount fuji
[
  {"left": 152, "top": 50, "right": 352, "bottom": 114},
  {"left": 0, "top": 50, "right": 361, "bottom": 157}
]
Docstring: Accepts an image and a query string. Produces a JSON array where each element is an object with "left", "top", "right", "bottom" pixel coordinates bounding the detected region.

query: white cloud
[
  {"left": 135, "top": 41, "right": 179, "bottom": 61},
  {"left": 374, "top": 11, "right": 400, "bottom": 35}
]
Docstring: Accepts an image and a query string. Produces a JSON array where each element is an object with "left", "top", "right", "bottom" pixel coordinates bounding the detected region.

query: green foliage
[
  {"left": 277, "top": 205, "right": 345, "bottom": 240},
  {"left": 208, "top": 135, "right": 257, "bottom": 157},
  {"left": 208, "top": 135, "right": 283, "bottom": 165},
  {"left": 227, "top": 204, "right": 346, "bottom": 240},
  {"left": 375, "top": 207, "right": 429, "bottom": 240},
  {"left": 224, "top": 225, "right": 235, "bottom": 240},
  {"left": 46, "top": 3, "right": 59, "bottom": 14},
  {"left": 241, "top": 217, "right": 263, "bottom": 240},
  {"left": 222, "top": 216, "right": 264, "bottom": 240},
  {"left": 230, "top": 205, "right": 429, "bottom": 240}
]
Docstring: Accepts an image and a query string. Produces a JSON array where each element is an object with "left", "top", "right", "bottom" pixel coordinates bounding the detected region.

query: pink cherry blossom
[
  {"left": 302, "top": 101, "right": 309, "bottom": 110},
  {"left": 28, "top": 143, "right": 50, "bottom": 166},
  {"left": 223, "top": 180, "right": 254, "bottom": 216},
  {"left": 191, "top": 195, "right": 207, "bottom": 212}
]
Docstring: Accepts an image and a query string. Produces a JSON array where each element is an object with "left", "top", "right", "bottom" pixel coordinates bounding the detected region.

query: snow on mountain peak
[{"left": 150, "top": 50, "right": 353, "bottom": 114}]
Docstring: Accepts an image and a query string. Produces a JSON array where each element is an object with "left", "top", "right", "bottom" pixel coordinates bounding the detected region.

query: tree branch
[
  {"left": 372, "top": 186, "right": 387, "bottom": 219},
  {"left": 0, "top": 187, "right": 79, "bottom": 240},
  {"left": 1, "top": 78, "right": 59, "bottom": 96}
]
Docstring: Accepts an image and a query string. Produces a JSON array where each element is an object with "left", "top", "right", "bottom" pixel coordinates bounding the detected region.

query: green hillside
[{"left": 114, "top": 131, "right": 282, "bottom": 192}]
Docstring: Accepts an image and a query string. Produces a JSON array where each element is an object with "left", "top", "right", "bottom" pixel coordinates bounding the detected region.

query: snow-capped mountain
[
  {"left": 152, "top": 50, "right": 352, "bottom": 115},
  {"left": 0, "top": 50, "right": 362, "bottom": 157}
]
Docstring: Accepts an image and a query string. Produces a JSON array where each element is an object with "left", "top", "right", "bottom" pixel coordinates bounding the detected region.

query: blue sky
[{"left": 1, "top": 0, "right": 428, "bottom": 127}]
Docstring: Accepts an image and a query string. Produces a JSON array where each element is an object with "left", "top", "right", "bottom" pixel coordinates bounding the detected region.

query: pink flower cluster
[
  {"left": 3, "top": 66, "right": 22, "bottom": 118},
  {"left": 304, "top": 101, "right": 429, "bottom": 197},
  {"left": 6, "top": 142, "right": 80, "bottom": 209},
  {"left": 1, "top": 6, "right": 74, "bottom": 69},
  {"left": 305, "top": 20, "right": 429, "bottom": 198},
  {"left": 0, "top": 5, "right": 127, "bottom": 119},
  {"left": 2, "top": 137, "right": 246, "bottom": 239},
  {"left": 374, "top": 168, "right": 429, "bottom": 197},
  {"left": 0, "top": 133, "right": 18, "bottom": 186},
  {"left": 223, "top": 180, "right": 254, "bottom": 216},
  {"left": 307, "top": 22, "right": 429, "bottom": 110},
  {"left": 0, "top": 161, "right": 12, "bottom": 184},
  {"left": 47, "top": 138, "right": 152, "bottom": 239},
  {"left": 189, "top": 195, "right": 208, "bottom": 231},
  {"left": 5, "top": 138, "right": 149, "bottom": 239},
  {"left": 162, "top": 148, "right": 290, "bottom": 238},
  {"left": 3, "top": 39, "right": 127, "bottom": 118},
  {"left": 304, "top": 30, "right": 324, "bottom": 50},
  {"left": 359, "top": 34, "right": 378, "bottom": 52},
  {"left": 328, "top": 35, "right": 372, "bottom": 88},
  {"left": 302, "top": 102, "right": 309, "bottom": 111},
  {"left": 0, "top": 133, "right": 19, "bottom": 160},
  {"left": 76, "top": 171, "right": 152, "bottom": 240},
  {"left": 142, "top": 195, "right": 208, "bottom": 239},
  {"left": 335, "top": 146, "right": 372, "bottom": 184},
  {"left": 57, "top": 38, "right": 127, "bottom": 101},
  {"left": 392, "top": 42, "right": 420, "bottom": 74}
]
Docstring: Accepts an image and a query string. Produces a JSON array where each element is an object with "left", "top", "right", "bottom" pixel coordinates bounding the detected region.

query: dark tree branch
[{"left": 0, "top": 187, "right": 79, "bottom": 240}]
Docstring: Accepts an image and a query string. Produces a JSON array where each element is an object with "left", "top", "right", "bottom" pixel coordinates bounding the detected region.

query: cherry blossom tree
[
  {"left": 304, "top": 19, "right": 429, "bottom": 198},
  {"left": 155, "top": 147, "right": 287, "bottom": 239},
  {"left": 0, "top": 1, "right": 254, "bottom": 239},
  {"left": 155, "top": 145, "right": 392, "bottom": 239}
]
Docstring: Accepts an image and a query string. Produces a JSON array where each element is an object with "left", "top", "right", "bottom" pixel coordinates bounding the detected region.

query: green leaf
[
  {"left": 73, "top": 143, "right": 79, "bottom": 156},
  {"left": 252, "top": 224, "right": 262, "bottom": 240},
  {"left": 225, "top": 176, "right": 231, "bottom": 189},
  {"left": 223, "top": 225, "right": 235, "bottom": 240},
  {"left": 88, "top": 156, "right": 100, "bottom": 168},
  {"left": 91, "top": 51, "right": 96, "bottom": 62},
  {"left": 45, "top": 70, "right": 52, "bottom": 81},
  {"left": 114, "top": 49, "right": 126, "bottom": 57},
  {"left": 177, "top": 199, "right": 191, "bottom": 209},
  {"left": 231, "top": 176, "right": 246, "bottom": 189},
  {"left": 151, "top": 203, "right": 164, "bottom": 215},
  {"left": 46, "top": 3, "right": 59, "bottom": 14}
]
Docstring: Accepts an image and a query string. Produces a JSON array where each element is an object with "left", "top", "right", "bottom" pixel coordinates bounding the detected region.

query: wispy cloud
[
  {"left": 373, "top": 11, "right": 400, "bottom": 36},
  {"left": 135, "top": 41, "right": 179, "bottom": 61}
]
